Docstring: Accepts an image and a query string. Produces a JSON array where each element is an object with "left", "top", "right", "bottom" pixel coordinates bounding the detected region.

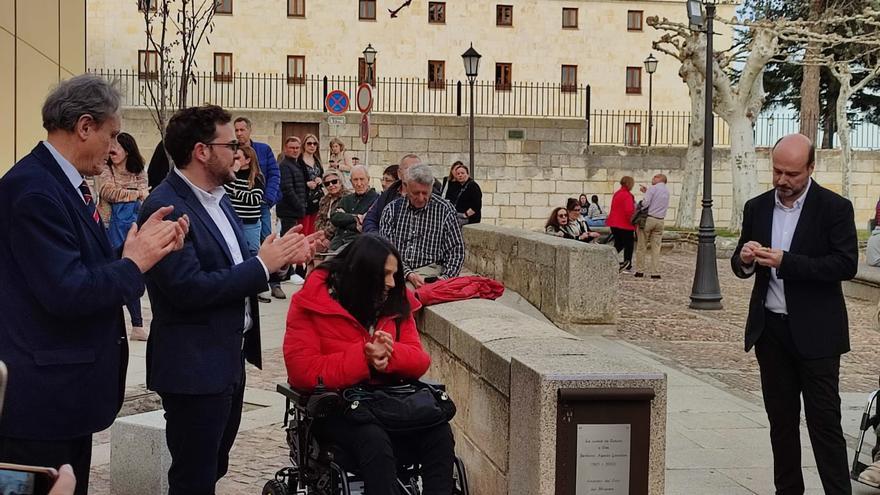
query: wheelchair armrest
[{"left": 276, "top": 383, "right": 311, "bottom": 408}]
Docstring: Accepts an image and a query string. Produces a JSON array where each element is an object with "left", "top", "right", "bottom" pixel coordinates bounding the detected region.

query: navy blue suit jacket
[
  {"left": 0, "top": 143, "right": 142, "bottom": 440},
  {"left": 139, "top": 170, "right": 268, "bottom": 395}
]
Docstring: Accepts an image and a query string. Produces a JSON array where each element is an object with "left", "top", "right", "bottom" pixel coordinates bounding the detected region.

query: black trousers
[
  {"left": 0, "top": 434, "right": 92, "bottom": 495},
  {"left": 317, "top": 418, "right": 455, "bottom": 495},
  {"left": 610, "top": 227, "right": 634, "bottom": 264},
  {"left": 755, "top": 311, "right": 851, "bottom": 495},
  {"left": 159, "top": 368, "right": 246, "bottom": 495},
  {"left": 277, "top": 217, "right": 305, "bottom": 279}
]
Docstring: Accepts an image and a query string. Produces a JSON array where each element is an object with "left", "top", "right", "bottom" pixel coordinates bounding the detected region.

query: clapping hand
[
  {"left": 365, "top": 330, "right": 394, "bottom": 372},
  {"left": 122, "top": 206, "right": 188, "bottom": 272},
  {"left": 258, "top": 228, "right": 310, "bottom": 273}
]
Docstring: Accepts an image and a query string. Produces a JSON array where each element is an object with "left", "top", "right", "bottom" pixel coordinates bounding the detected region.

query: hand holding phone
[{"left": 0, "top": 463, "right": 59, "bottom": 495}]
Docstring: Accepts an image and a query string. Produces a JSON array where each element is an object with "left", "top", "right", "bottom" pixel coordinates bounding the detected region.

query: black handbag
[
  {"left": 630, "top": 200, "right": 649, "bottom": 228},
  {"left": 341, "top": 381, "right": 456, "bottom": 432}
]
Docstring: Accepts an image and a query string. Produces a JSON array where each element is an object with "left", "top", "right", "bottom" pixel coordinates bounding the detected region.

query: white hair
[{"left": 405, "top": 163, "right": 435, "bottom": 186}]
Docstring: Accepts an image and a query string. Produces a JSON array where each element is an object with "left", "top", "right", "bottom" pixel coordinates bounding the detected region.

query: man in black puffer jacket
[{"left": 273, "top": 136, "right": 309, "bottom": 289}]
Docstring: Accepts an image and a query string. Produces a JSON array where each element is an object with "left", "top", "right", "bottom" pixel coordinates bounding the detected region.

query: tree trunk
[
  {"left": 822, "top": 76, "right": 839, "bottom": 149},
  {"left": 799, "top": 0, "right": 825, "bottom": 143},
  {"left": 728, "top": 115, "right": 760, "bottom": 230},
  {"left": 837, "top": 90, "right": 853, "bottom": 199},
  {"left": 676, "top": 67, "right": 704, "bottom": 229}
]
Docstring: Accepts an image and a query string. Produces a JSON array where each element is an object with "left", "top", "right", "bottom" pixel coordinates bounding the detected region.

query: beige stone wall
[
  {"left": 0, "top": 0, "right": 86, "bottom": 176},
  {"left": 87, "top": 0, "right": 738, "bottom": 113},
  {"left": 121, "top": 107, "right": 879, "bottom": 231}
]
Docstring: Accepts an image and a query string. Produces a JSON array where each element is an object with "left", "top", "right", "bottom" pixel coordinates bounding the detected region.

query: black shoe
[
  {"left": 271, "top": 285, "right": 287, "bottom": 299},
  {"left": 651, "top": 275, "right": 662, "bottom": 280},
  {"left": 618, "top": 261, "right": 632, "bottom": 273},
  {"left": 634, "top": 272, "right": 644, "bottom": 278},
  {"left": 257, "top": 294, "right": 271, "bottom": 303}
]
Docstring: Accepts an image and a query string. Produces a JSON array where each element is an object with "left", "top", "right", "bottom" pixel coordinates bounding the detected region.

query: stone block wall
[{"left": 121, "top": 108, "right": 880, "bottom": 231}]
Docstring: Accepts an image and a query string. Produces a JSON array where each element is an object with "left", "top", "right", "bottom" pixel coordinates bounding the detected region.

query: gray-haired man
[{"left": 379, "top": 163, "right": 464, "bottom": 288}]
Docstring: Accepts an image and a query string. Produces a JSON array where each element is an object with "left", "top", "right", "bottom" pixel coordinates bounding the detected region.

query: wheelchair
[{"left": 263, "top": 381, "right": 470, "bottom": 495}]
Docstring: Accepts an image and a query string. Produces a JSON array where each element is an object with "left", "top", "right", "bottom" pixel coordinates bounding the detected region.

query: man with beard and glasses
[
  {"left": 139, "top": 105, "right": 325, "bottom": 494},
  {"left": 731, "top": 133, "right": 858, "bottom": 494}
]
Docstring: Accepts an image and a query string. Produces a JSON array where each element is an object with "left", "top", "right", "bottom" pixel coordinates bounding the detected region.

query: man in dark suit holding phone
[
  {"left": 141, "top": 105, "right": 321, "bottom": 494},
  {"left": 731, "top": 133, "right": 858, "bottom": 494},
  {"left": 0, "top": 75, "right": 186, "bottom": 495}
]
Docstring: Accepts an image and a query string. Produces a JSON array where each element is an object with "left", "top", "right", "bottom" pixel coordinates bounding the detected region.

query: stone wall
[
  {"left": 418, "top": 298, "right": 667, "bottom": 495},
  {"left": 462, "top": 224, "right": 618, "bottom": 335},
  {"left": 121, "top": 108, "right": 880, "bottom": 231}
]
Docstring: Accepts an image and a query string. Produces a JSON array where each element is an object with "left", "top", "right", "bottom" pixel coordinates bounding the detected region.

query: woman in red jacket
[
  {"left": 606, "top": 175, "right": 637, "bottom": 272},
  {"left": 284, "top": 234, "right": 454, "bottom": 495}
]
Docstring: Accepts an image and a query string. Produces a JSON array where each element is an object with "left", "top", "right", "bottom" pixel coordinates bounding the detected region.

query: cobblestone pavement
[
  {"left": 88, "top": 250, "right": 880, "bottom": 493},
  {"left": 617, "top": 251, "right": 880, "bottom": 396}
]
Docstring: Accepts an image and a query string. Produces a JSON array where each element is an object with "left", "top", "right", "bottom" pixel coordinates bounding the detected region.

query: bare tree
[
  {"left": 799, "top": 0, "right": 826, "bottom": 142},
  {"left": 141, "top": 0, "right": 216, "bottom": 147},
  {"left": 650, "top": 15, "right": 779, "bottom": 230}
]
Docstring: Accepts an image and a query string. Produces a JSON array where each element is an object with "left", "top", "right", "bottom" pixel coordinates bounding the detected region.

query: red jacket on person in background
[
  {"left": 283, "top": 269, "right": 431, "bottom": 391},
  {"left": 606, "top": 186, "right": 636, "bottom": 231}
]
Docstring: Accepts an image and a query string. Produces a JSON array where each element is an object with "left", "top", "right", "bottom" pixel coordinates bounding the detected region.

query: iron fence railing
[{"left": 90, "top": 69, "right": 880, "bottom": 150}]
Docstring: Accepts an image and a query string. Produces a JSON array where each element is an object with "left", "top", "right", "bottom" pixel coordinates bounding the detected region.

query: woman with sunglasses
[
  {"left": 297, "top": 133, "right": 324, "bottom": 235},
  {"left": 315, "top": 169, "right": 348, "bottom": 247},
  {"left": 545, "top": 207, "right": 577, "bottom": 239}
]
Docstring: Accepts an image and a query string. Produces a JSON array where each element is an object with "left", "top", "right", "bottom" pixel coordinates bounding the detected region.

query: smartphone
[
  {"left": 0, "top": 463, "right": 57, "bottom": 495},
  {"left": 0, "top": 361, "right": 6, "bottom": 421},
  {"left": 424, "top": 276, "right": 439, "bottom": 284}
]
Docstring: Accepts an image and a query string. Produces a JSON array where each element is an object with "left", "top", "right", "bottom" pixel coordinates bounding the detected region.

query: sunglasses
[
  {"left": 305, "top": 142, "right": 318, "bottom": 146},
  {"left": 324, "top": 179, "right": 340, "bottom": 186},
  {"left": 557, "top": 214, "right": 567, "bottom": 218}
]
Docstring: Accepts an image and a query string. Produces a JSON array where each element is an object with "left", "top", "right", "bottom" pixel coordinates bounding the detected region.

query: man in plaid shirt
[{"left": 379, "top": 163, "right": 464, "bottom": 288}]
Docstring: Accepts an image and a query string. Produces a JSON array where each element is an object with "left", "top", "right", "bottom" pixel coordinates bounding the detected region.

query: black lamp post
[
  {"left": 363, "top": 43, "right": 377, "bottom": 85},
  {"left": 687, "top": 0, "right": 723, "bottom": 310},
  {"left": 462, "top": 44, "right": 481, "bottom": 176},
  {"left": 643, "top": 53, "right": 658, "bottom": 147}
]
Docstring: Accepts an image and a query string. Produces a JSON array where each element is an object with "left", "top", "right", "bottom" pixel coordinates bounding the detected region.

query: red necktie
[{"left": 78, "top": 180, "right": 101, "bottom": 225}]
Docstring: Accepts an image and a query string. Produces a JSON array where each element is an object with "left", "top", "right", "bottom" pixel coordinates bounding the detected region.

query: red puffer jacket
[{"left": 283, "top": 269, "right": 430, "bottom": 391}]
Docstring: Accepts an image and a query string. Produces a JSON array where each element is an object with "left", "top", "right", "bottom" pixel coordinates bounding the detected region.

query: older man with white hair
[
  {"left": 329, "top": 165, "right": 379, "bottom": 251},
  {"left": 379, "top": 163, "right": 464, "bottom": 288}
]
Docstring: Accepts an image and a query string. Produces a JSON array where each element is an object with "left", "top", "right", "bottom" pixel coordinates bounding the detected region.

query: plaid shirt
[{"left": 379, "top": 194, "right": 464, "bottom": 278}]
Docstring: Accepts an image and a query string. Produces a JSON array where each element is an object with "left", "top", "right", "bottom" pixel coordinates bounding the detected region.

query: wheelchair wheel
[
  {"left": 453, "top": 456, "right": 470, "bottom": 495},
  {"left": 262, "top": 479, "right": 289, "bottom": 495}
]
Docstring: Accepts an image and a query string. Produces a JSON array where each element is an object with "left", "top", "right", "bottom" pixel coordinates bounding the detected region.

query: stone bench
[
  {"left": 463, "top": 224, "right": 618, "bottom": 335},
  {"left": 843, "top": 262, "right": 880, "bottom": 302},
  {"left": 418, "top": 298, "right": 667, "bottom": 495}
]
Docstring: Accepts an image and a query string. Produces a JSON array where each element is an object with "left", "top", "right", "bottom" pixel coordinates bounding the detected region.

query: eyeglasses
[
  {"left": 324, "top": 179, "right": 340, "bottom": 186},
  {"left": 305, "top": 141, "right": 318, "bottom": 146},
  {"left": 557, "top": 214, "right": 567, "bottom": 219},
  {"left": 202, "top": 141, "right": 240, "bottom": 151}
]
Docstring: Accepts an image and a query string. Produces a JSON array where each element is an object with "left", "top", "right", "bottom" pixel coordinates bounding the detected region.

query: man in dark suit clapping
[
  {"left": 140, "top": 105, "right": 322, "bottom": 494},
  {"left": 0, "top": 74, "right": 187, "bottom": 495},
  {"left": 732, "top": 133, "right": 858, "bottom": 494}
]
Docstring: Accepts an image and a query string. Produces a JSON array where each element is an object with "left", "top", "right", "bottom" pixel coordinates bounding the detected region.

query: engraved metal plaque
[{"left": 575, "top": 424, "right": 631, "bottom": 494}]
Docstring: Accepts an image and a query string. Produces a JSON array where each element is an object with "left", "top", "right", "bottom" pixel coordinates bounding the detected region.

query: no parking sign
[{"left": 325, "top": 90, "right": 349, "bottom": 115}]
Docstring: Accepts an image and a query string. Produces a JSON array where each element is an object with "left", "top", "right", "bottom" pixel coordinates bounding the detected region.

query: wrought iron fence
[{"left": 90, "top": 69, "right": 880, "bottom": 150}]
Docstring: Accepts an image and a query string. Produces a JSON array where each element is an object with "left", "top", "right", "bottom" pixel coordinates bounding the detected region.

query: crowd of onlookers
[{"left": 544, "top": 173, "right": 670, "bottom": 279}]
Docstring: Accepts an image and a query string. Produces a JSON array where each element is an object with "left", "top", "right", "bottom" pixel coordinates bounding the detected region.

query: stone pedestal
[{"left": 110, "top": 410, "right": 171, "bottom": 495}]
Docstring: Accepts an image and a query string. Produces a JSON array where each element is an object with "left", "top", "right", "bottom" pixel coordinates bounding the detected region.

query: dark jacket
[
  {"left": 444, "top": 178, "right": 483, "bottom": 224},
  {"left": 0, "top": 143, "right": 142, "bottom": 440},
  {"left": 147, "top": 140, "right": 170, "bottom": 191},
  {"left": 730, "top": 181, "right": 858, "bottom": 359},
  {"left": 277, "top": 156, "right": 307, "bottom": 220},
  {"left": 139, "top": 171, "right": 268, "bottom": 394},
  {"left": 298, "top": 156, "right": 324, "bottom": 215},
  {"left": 330, "top": 188, "right": 379, "bottom": 250}
]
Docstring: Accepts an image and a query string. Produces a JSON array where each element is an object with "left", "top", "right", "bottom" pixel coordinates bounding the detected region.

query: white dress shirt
[
  {"left": 765, "top": 178, "right": 812, "bottom": 315},
  {"left": 174, "top": 168, "right": 269, "bottom": 332},
  {"left": 43, "top": 141, "right": 87, "bottom": 199}
]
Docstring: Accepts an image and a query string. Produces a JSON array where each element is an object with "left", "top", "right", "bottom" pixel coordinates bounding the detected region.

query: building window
[
  {"left": 627, "top": 10, "right": 643, "bottom": 31},
  {"left": 626, "top": 67, "right": 642, "bottom": 94},
  {"left": 496, "top": 5, "right": 513, "bottom": 26},
  {"left": 138, "top": 50, "right": 159, "bottom": 80},
  {"left": 428, "top": 60, "right": 446, "bottom": 89},
  {"left": 214, "top": 52, "right": 233, "bottom": 82},
  {"left": 561, "top": 65, "right": 577, "bottom": 92},
  {"left": 287, "top": 56, "right": 305, "bottom": 84},
  {"left": 495, "top": 63, "right": 512, "bottom": 91},
  {"left": 359, "top": 0, "right": 376, "bottom": 20},
  {"left": 358, "top": 58, "right": 376, "bottom": 85},
  {"left": 625, "top": 123, "right": 642, "bottom": 146},
  {"left": 428, "top": 2, "right": 446, "bottom": 23},
  {"left": 138, "top": 0, "right": 157, "bottom": 12},
  {"left": 215, "top": 0, "right": 232, "bottom": 14},
  {"left": 288, "top": 0, "right": 305, "bottom": 17},
  {"left": 562, "top": 8, "right": 578, "bottom": 28}
]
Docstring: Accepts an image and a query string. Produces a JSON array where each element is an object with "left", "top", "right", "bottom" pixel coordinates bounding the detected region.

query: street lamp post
[
  {"left": 461, "top": 44, "right": 481, "bottom": 177},
  {"left": 363, "top": 44, "right": 377, "bottom": 168},
  {"left": 643, "top": 53, "right": 658, "bottom": 147},
  {"left": 687, "top": 0, "right": 723, "bottom": 310}
]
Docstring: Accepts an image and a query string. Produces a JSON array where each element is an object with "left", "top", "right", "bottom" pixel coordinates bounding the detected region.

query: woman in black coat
[{"left": 443, "top": 161, "right": 482, "bottom": 224}]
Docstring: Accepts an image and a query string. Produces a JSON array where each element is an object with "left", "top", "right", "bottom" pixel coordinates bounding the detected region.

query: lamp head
[
  {"left": 461, "top": 43, "right": 482, "bottom": 81},
  {"left": 363, "top": 44, "right": 377, "bottom": 66},
  {"left": 644, "top": 53, "right": 658, "bottom": 74},
  {"left": 687, "top": 0, "right": 705, "bottom": 31}
]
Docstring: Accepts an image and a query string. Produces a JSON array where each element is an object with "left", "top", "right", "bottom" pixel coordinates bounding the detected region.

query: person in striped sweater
[{"left": 225, "top": 145, "right": 264, "bottom": 258}]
